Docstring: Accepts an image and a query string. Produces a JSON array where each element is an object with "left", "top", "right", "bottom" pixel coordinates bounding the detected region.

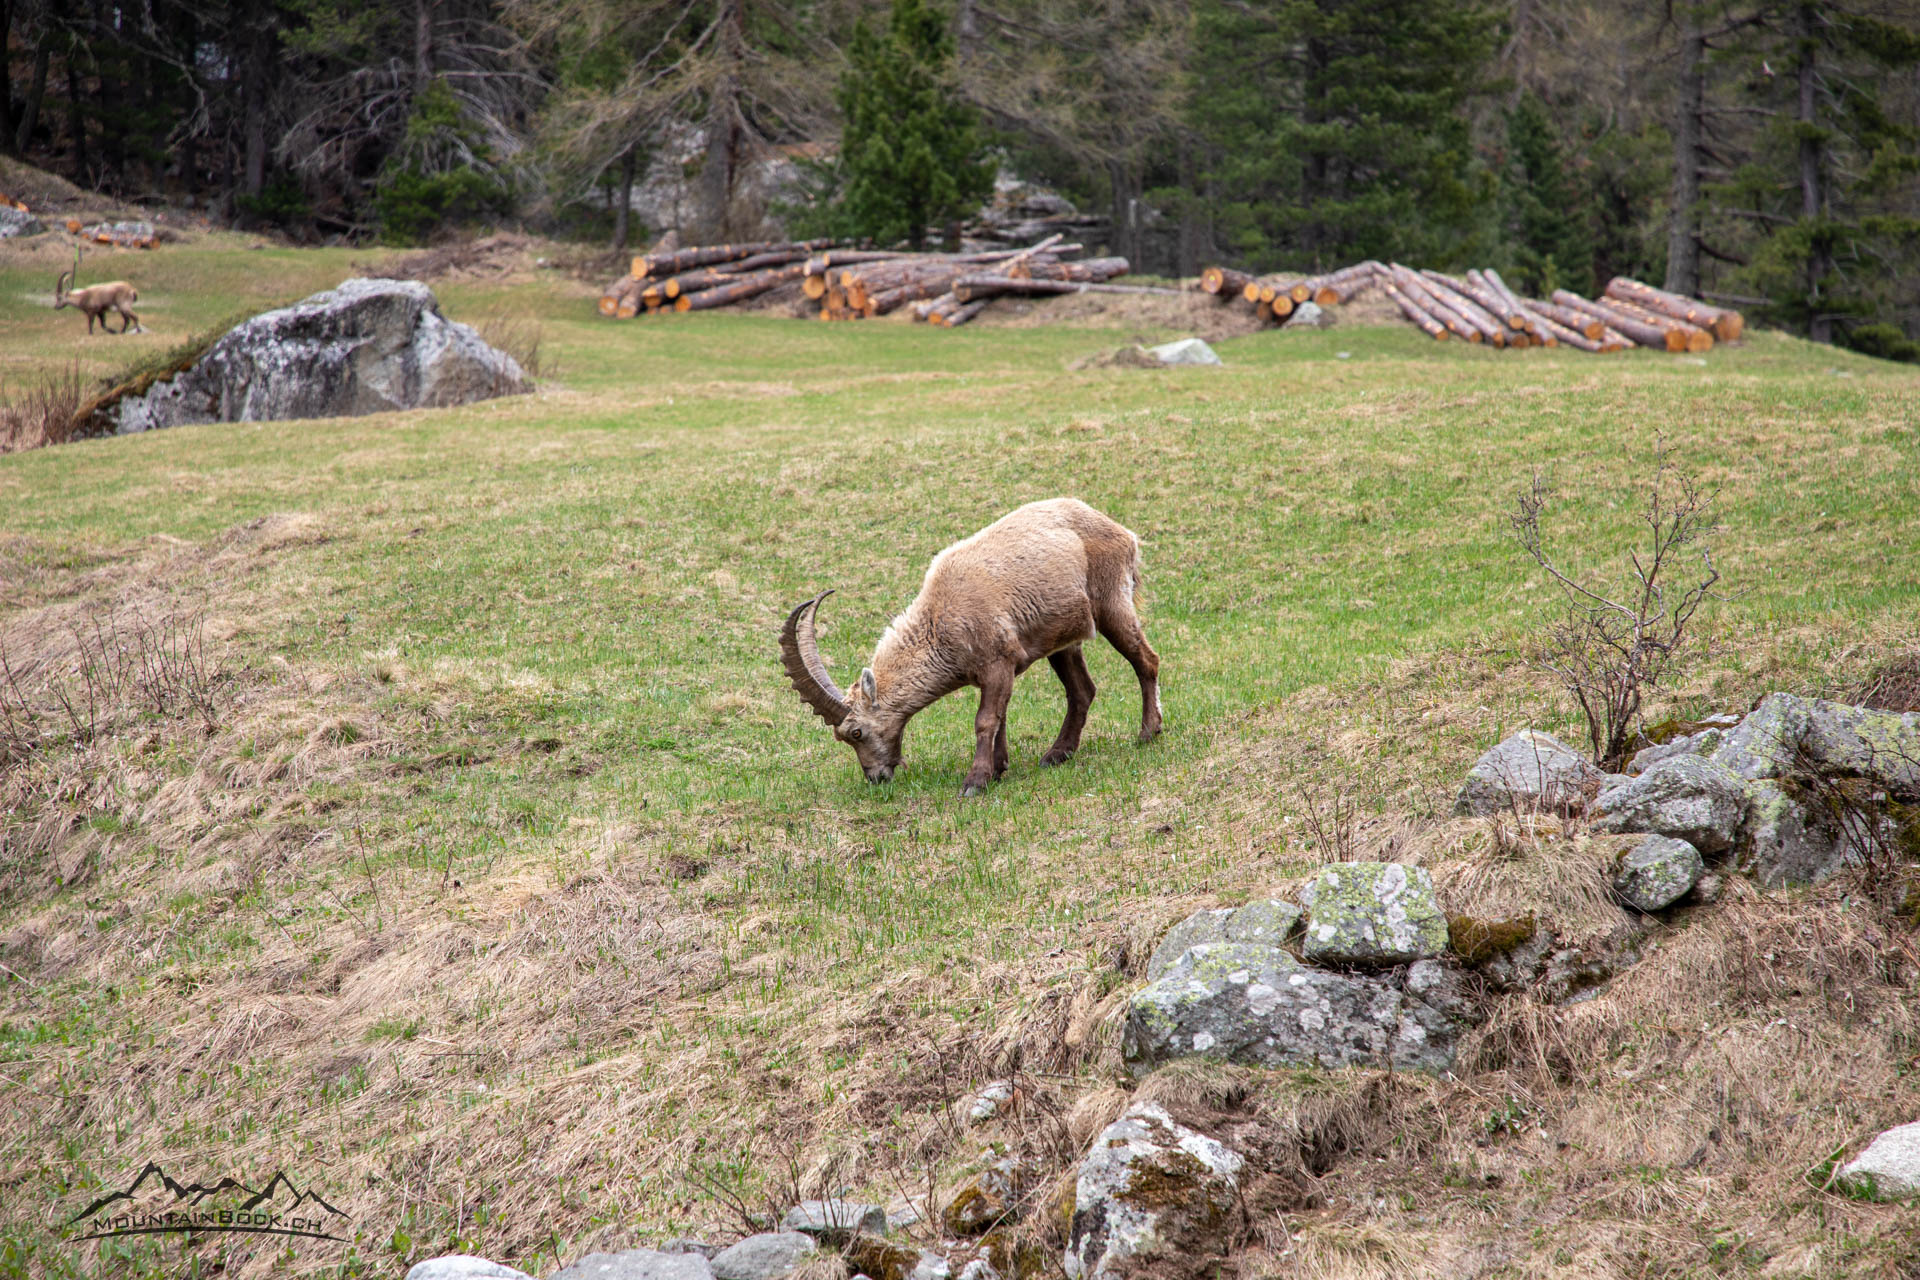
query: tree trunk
[
  {"left": 14, "top": 38, "right": 49, "bottom": 155},
  {"left": 1664, "top": 10, "right": 1704, "bottom": 298},
  {"left": 64, "top": 54, "right": 88, "bottom": 180},
  {"left": 612, "top": 145, "right": 638, "bottom": 251},
  {"left": 0, "top": 0, "right": 13, "bottom": 150},
  {"left": 242, "top": 18, "right": 271, "bottom": 199},
  {"left": 415, "top": 0, "right": 436, "bottom": 91},
  {"left": 1107, "top": 159, "right": 1140, "bottom": 265},
  {"left": 700, "top": 0, "right": 747, "bottom": 240},
  {"left": 1796, "top": 2, "right": 1833, "bottom": 343}
]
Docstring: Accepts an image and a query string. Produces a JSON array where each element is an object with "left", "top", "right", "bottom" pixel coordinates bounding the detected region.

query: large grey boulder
[
  {"left": 1837, "top": 1122, "right": 1920, "bottom": 1200},
  {"left": 1145, "top": 900, "right": 1302, "bottom": 980},
  {"left": 106, "top": 278, "right": 527, "bottom": 434},
  {"left": 1627, "top": 728, "right": 1726, "bottom": 776},
  {"left": 709, "top": 1234, "right": 817, "bottom": 1280},
  {"left": 406, "top": 1259, "right": 537, "bottom": 1280},
  {"left": 1591, "top": 755, "right": 1747, "bottom": 854},
  {"left": 782, "top": 1199, "right": 886, "bottom": 1238},
  {"left": 1713, "top": 694, "right": 1920, "bottom": 797},
  {"left": 552, "top": 1252, "right": 716, "bottom": 1280},
  {"left": 1063, "top": 1101, "right": 1243, "bottom": 1280},
  {"left": 1455, "top": 730, "right": 1605, "bottom": 817},
  {"left": 1123, "top": 942, "right": 1461, "bottom": 1076},
  {"left": 0, "top": 206, "right": 46, "bottom": 238},
  {"left": 1300, "top": 862, "right": 1449, "bottom": 968},
  {"left": 1612, "top": 834, "right": 1704, "bottom": 911},
  {"left": 1740, "top": 779, "right": 1851, "bottom": 888}
]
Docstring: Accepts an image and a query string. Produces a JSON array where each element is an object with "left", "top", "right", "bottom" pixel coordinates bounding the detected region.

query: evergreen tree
[
  {"left": 1500, "top": 94, "right": 1597, "bottom": 296},
  {"left": 832, "top": 0, "right": 992, "bottom": 249},
  {"left": 1184, "top": 0, "right": 1501, "bottom": 271}
]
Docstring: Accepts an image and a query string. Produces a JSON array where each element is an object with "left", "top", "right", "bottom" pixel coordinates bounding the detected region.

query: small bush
[
  {"left": 1841, "top": 322, "right": 1920, "bottom": 364},
  {"left": 0, "top": 363, "right": 85, "bottom": 453}
]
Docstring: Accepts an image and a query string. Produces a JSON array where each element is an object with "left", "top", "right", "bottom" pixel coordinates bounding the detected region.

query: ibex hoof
[
  {"left": 960, "top": 782, "right": 988, "bottom": 798},
  {"left": 1040, "top": 749, "right": 1073, "bottom": 767}
]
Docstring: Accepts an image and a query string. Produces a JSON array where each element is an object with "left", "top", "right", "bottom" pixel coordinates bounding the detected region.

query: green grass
[{"left": 2, "top": 237, "right": 1919, "bottom": 1280}]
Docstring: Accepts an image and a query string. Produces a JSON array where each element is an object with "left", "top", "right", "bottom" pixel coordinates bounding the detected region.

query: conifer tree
[
  {"left": 1501, "top": 94, "right": 1597, "bottom": 296},
  {"left": 832, "top": 0, "right": 992, "bottom": 249}
]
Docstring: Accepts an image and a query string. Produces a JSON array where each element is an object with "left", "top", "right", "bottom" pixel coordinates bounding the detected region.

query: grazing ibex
[
  {"left": 781, "top": 498, "right": 1162, "bottom": 795},
  {"left": 54, "top": 249, "right": 142, "bottom": 334}
]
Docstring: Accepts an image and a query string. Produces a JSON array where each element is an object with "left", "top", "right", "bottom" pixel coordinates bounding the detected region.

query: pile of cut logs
[
  {"left": 600, "top": 233, "right": 1179, "bottom": 328},
  {"left": 73, "top": 220, "right": 158, "bottom": 249},
  {"left": 1202, "top": 259, "right": 1743, "bottom": 352}
]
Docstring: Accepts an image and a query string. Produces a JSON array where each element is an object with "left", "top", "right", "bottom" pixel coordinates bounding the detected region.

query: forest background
[{"left": 1, "top": 0, "right": 1917, "bottom": 357}]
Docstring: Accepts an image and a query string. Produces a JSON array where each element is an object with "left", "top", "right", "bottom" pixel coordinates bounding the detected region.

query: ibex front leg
[{"left": 962, "top": 666, "right": 1015, "bottom": 796}]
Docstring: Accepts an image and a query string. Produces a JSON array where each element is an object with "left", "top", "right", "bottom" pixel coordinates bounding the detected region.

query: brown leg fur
[
  {"left": 1042, "top": 648, "right": 1096, "bottom": 765},
  {"left": 1096, "top": 606, "right": 1162, "bottom": 743},
  {"left": 963, "top": 667, "right": 1016, "bottom": 795}
]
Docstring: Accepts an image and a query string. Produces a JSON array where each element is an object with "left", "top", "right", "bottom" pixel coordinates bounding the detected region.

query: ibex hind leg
[
  {"left": 1095, "top": 605, "right": 1161, "bottom": 744},
  {"left": 1042, "top": 648, "right": 1096, "bottom": 766}
]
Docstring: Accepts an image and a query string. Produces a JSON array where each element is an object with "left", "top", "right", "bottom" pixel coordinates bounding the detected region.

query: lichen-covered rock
[
  {"left": 782, "top": 1200, "right": 886, "bottom": 1239},
  {"left": 1837, "top": 1122, "right": 1920, "bottom": 1200},
  {"left": 1739, "top": 779, "right": 1850, "bottom": 888},
  {"left": 1454, "top": 730, "right": 1604, "bottom": 816},
  {"left": 944, "top": 1155, "right": 1026, "bottom": 1234},
  {"left": 1446, "top": 914, "right": 1537, "bottom": 966},
  {"left": 1301, "top": 862, "right": 1449, "bottom": 968},
  {"left": 406, "top": 1259, "right": 537, "bottom": 1280},
  {"left": 0, "top": 206, "right": 46, "bottom": 238},
  {"left": 552, "top": 1251, "right": 716, "bottom": 1280},
  {"left": 1591, "top": 755, "right": 1747, "bottom": 853},
  {"left": 967, "top": 1080, "right": 1016, "bottom": 1125},
  {"left": 105, "top": 278, "right": 527, "bottom": 434},
  {"left": 1123, "top": 942, "right": 1461, "bottom": 1076},
  {"left": 843, "top": 1236, "right": 923, "bottom": 1280},
  {"left": 1612, "top": 834, "right": 1705, "bottom": 910},
  {"left": 1145, "top": 900, "right": 1302, "bottom": 979},
  {"left": 1063, "top": 1101, "right": 1243, "bottom": 1280},
  {"left": 1627, "top": 729, "right": 1726, "bottom": 776},
  {"left": 710, "top": 1233, "right": 818, "bottom": 1280},
  {"left": 1403, "top": 958, "right": 1478, "bottom": 1022},
  {"left": 1714, "top": 694, "right": 1920, "bottom": 798}
]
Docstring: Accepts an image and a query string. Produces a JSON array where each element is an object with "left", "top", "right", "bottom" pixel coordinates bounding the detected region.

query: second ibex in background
[
  {"left": 54, "top": 248, "right": 143, "bottom": 335},
  {"left": 781, "top": 498, "right": 1163, "bottom": 796}
]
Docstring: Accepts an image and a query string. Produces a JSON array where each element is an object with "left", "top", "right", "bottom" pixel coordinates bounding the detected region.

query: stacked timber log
[
  {"left": 598, "top": 233, "right": 1172, "bottom": 328},
  {"left": 77, "top": 220, "right": 158, "bottom": 249},
  {"left": 1200, "top": 256, "right": 1743, "bottom": 354}
]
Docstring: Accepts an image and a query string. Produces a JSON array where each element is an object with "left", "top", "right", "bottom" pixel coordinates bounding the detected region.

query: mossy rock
[{"left": 1448, "top": 913, "right": 1536, "bottom": 965}]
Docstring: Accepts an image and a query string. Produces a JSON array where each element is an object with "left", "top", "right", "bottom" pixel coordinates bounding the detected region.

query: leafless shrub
[
  {"left": 1292, "top": 779, "right": 1359, "bottom": 862},
  {"left": 132, "top": 612, "right": 227, "bottom": 732},
  {"left": 0, "top": 362, "right": 86, "bottom": 453},
  {"left": 1511, "top": 445, "right": 1727, "bottom": 771}
]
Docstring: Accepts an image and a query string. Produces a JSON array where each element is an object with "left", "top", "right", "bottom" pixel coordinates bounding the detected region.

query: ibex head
[
  {"left": 53, "top": 248, "right": 79, "bottom": 309},
  {"left": 780, "top": 591, "right": 904, "bottom": 783}
]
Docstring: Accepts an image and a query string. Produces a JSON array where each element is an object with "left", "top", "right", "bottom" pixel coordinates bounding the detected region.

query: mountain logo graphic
[{"left": 66, "top": 1162, "right": 350, "bottom": 1242}]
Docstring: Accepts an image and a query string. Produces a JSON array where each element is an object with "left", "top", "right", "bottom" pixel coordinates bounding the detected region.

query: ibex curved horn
[{"left": 780, "top": 590, "right": 851, "bottom": 727}]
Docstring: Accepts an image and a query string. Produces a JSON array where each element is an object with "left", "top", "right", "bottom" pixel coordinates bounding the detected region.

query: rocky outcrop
[
  {"left": 1627, "top": 728, "right": 1727, "bottom": 775},
  {"left": 1300, "top": 862, "right": 1449, "bottom": 969},
  {"left": 405, "top": 1259, "right": 538, "bottom": 1280},
  {"left": 1837, "top": 1122, "right": 1920, "bottom": 1200},
  {"left": 1146, "top": 900, "right": 1300, "bottom": 980},
  {"left": 102, "top": 278, "right": 527, "bottom": 434},
  {"left": 710, "top": 1233, "right": 817, "bottom": 1280},
  {"left": 0, "top": 206, "right": 45, "bottom": 238},
  {"left": 1454, "top": 730, "right": 1604, "bottom": 817},
  {"left": 1612, "top": 834, "right": 1705, "bottom": 911},
  {"left": 1123, "top": 942, "right": 1463, "bottom": 1076},
  {"left": 1063, "top": 1102, "right": 1243, "bottom": 1280},
  {"left": 1591, "top": 756, "right": 1747, "bottom": 854},
  {"left": 1713, "top": 694, "right": 1920, "bottom": 796},
  {"left": 552, "top": 1251, "right": 717, "bottom": 1280},
  {"left": 782, "top": 1200, "right": 885, "bottom": 1239}
]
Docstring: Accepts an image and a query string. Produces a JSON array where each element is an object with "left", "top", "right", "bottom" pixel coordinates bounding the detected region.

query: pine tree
[
  {"left": 1185, "top": 0, "right": 1501, "bottom": 270},
  {"left": 1501, "top": 94, "right": 1597, "bottom": 296},
  {"left": 832, "top": 0, "right": 992, "bottom": 249}
]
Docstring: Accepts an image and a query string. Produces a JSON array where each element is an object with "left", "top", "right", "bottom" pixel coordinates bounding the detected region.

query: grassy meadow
[{"left": 3, "top": 237, "right": 1920, "bottom": 1279}]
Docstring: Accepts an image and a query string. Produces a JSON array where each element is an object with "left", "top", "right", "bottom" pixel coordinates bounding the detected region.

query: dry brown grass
[{"left": 0, "top": 360, "right": 84, "bottom": 452}]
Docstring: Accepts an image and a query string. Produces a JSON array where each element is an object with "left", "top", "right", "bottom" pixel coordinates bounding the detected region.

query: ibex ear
[{"left": 860, "top": 668, "right": 877, "bottom": 702}]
